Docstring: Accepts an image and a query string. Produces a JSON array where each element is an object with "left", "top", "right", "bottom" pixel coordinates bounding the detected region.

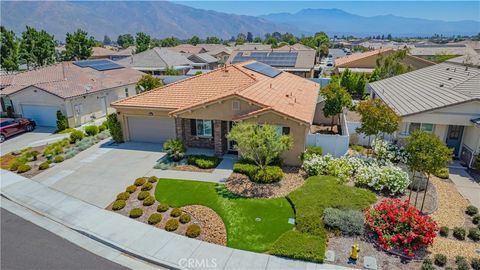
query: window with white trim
[
  {"left": 409, "top": 123, "right": 434, "bottom": 134},
  {"left": 196, "top": 120, "right": 212, "bottom": 137}
]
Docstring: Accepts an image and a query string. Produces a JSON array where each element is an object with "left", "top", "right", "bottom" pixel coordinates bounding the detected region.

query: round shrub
[
  {"left": 148, "top": 213, "right": 162, "bottom": 225},
  {"left": 179, "top": 213, "right": 191, "bottom": 224},
  {"left": 126, "top": 185, "right": 137, "bottom": 193},
  {"left": 137, "top": 191, "right": 150, "bottom": 200},
  {"left": 453, "top": 227, "right": 466, "bottom": 240},
  {"left": 17, "top": 164, "right": 32, "bottom": 173},
  {"left": 39, "top": 161, "right": 50, "bottom": 170},
  {"left": 473, "top": 214, "right": 480, "bottom": 225},
  {"left": 112, "top": 200, "right": 126, "bottom": 211},
  {"left": 116, "top": 192, "right": 130, "bottom": 200},
  {"left": 157, "top": 203, "right": 169, "bottom": 212},
  {"left": 143, "top": 196, "right": 155, "bottom": 206},
  {"left": 164, "top": 219, "right": 179, "bottom": 231},
  {"left": 170, "top": 208, "right": 182, "bottom": 217},
  {"left": 434, "top": 254, "right": 447, "bottom": 267},
  {"left": 251, "top": 166, "right": 284, "bottom": 183},
  {"left": 141, "top": 182, "right": 153, "bottom": 191},
  {"left": 468, "top": 227, "right": 480, "bottom": 241},
  {"left": 456, "top": 257, "right": 470, "bottom": 270},
  {"left": 9, "top": 161, "right": 21, "bottom": 171},
  {"left": 434, "top": 168, "right": 449, "bottom": 179},
  {"left": 186, "top": 224, "right": 201, "bottom": 238},
  {"left": 53, "top": 155, "right": 65, "bottom": 163},
  {"left": 439, "top": 226, "right": 449, "bottom": 237},
  {"left": 148, "top": 176, "right": 158, "bottom": 183},
  {"left": 84, "top": 125, "right": 99, "bottom": 136},
  {"left": 471, "top": 258, "right": 480, "bottom": 270},
  {"left": 69, "top": 130, "right": 84, "bottom": 143},
  {"left": 134, "top": 177, "right": 146, "bottom": 186},
  {"left": 129, "top": 208, "right": 143, "bottom": 218},
  {"left": 466, "top": 205, "right": 479, "bottom": 216}
]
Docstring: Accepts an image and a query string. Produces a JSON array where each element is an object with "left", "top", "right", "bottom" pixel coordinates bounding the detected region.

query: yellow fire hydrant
[{"left": 349, "top": 244, "right": 360, "bottom": 263}]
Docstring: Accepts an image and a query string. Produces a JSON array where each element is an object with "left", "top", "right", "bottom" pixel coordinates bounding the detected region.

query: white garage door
[
  {"left": 127, "top": 117, "right": 176, "bottom": 143},
  {"left": 21, "top": 104, "right": 59, "bottom": 127}
]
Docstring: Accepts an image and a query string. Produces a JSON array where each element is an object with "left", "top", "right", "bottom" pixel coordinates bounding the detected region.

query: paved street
[
  {"left": 0, "top": 126, "right": 68, "bottom": 155},
  {"left": 1, "top": 208, "right": 128, "bottom": 270}
]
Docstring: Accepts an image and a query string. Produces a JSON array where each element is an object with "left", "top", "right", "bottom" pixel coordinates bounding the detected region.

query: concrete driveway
[
  {"left": 33, "top": 141, "right": 166, "bottom": 208},
  {"left": 1, "top": 126, "right": 68, "bottom": 155}
]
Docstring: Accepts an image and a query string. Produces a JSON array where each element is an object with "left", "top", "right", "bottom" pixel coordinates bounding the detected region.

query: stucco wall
[
  {"left": 176, "top": 97, "right": 261, "bottom": 120},
  {"left": 463, "top": 125, "right": 480, "bottom": 153},
  {"left": 9, "top": 86, "right": 67, "bottom": 115},
  {"left": 402, "top": 101, "right": 480, "bottom": 126}
]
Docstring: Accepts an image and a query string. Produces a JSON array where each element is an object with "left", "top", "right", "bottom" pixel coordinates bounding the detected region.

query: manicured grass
[
  {"left": 155, "top": 179, "right": 294, "bottom": 252},
  {"left": 271, "top": 175, "right": 376, "bottom": 262}
]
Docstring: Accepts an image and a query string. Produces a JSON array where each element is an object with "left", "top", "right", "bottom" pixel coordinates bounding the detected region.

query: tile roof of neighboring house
[
  {"left": 410, "top": 44, "right": 477, "bottom": 56},
  {"left": 171, "top": 44, "right": 207, "bottom": 54},
  {"left": 112, "top": 46, "right": 136, "bottom": 57},
  {"left": 0, "top": 61, "right": 144, "bottom": 99},
  {"left": 112, "top": 61, "right": 319, "bottom": 124},
  {"left": 335, "top": 48, "right": 392, "bottom": 67},
  {"left": 91, "top": 47, "right": 116, "bottom": 57},
  {"left": 116, "top": 47, "right": 193, "bottom": 70},
  {"left": 368, "top": 61, "right": 480, "bottom": 117},
  {"left": 187, "top": 53, "right": 218, "bottom": 64}
]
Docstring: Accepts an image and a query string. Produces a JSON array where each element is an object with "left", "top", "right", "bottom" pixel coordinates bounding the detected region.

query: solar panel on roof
[
  {"left": 244, "top": 62, "right": 282, "bottom": 78},
  {"left": 73, "top": 59, "right": 124, "bottom": 71},
  {"left": 232, "top": 52, "right": 298, "bottom": 67}
]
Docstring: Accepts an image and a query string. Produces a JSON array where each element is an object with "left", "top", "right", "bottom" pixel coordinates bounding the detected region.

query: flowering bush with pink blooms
[{"left": 365, "top": 198, "right": 438, "bottom": 257}]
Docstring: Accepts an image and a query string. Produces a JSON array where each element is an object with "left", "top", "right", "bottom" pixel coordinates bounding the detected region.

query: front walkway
[
  {"left": 449, "top": 168, "right": 480, "bottom": 208},
  {"left": 1, "top": 170, "right": 352, "bottom": 270}
]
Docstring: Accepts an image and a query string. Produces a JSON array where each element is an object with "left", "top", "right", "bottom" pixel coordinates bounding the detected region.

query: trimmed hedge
[
  {"left": 116, "top": 192, "right": 130, "bottom": 200},
  {"left": 179, "top": 213, "right": 191, "bottom": 224},
  {"left": 143, "top": 196, "right": 155, "bottom": 206},
  {"left": 17, "top": 164, "right": 32, "bottom": 173},
  {"left": 165, "top": 219, "right": 179, "bottom": 231},
  {"left": 170, "top": 208, "right": 182, "bottom": 217},
  {"left": 157, "top": 203, "right": 169, "bottom": 212},
  {"left": 129, "top": 208, "right": 143, "bottom": 218},
  {"left": 39, "top": 161, "right": 50, "bottom": 170},
  {"left": 137, "top": 191, "right": 150, "bottom": 200},
  {"left": 186, "top": 224, "right": 201, "bottom": 238},
  {"left": 270, "top": 230, "right": 325, "bottom": 263},
  {"left": 134, "top": 178, "right": 146, "bottom": 186},
  {"left": 187, "top": 155, "right": 221, "bottom": 169},
  {"left": 112, "top": 200, "right": 126, "bottom": 211},
  {"left": 233, "top": 162, "right": 284, "bottom": 183},
  {"left": 126, "top": 185, "right": 137, "bottom": 193},
  {"left": 148, "top": 213, "right": 162, "bottom": 224},
  {"left": 141, "top": 182, "right": 153, "bottom": 191}
]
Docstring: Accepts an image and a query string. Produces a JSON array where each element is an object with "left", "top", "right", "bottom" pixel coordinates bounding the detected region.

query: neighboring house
[
  {"left": 451, "top": 40, "right": 480, "bottom": 54},
  {"left": 171, "top": 44, "right": 207, "bottom": 54},
  {"left": 227, "top": 43, "right": 316, "bottom": 78},
  {"left": 111, "top": 61, "right": 319, "bottom": 166},
  {"left": 359, "top": 40, "right": 411, "bottom": 50},
  {"left": 186, "top": 53, "right": 219, "bottom": 70},
  {"left": 368, "top": 55, "right": 480, "bottom": 167},
  {"left": 334, "top": 48, "right": 435, "bottom": 74},
  {"left": 410, "top": 44, "right": 478, "bottom": 62},
  {"left": 0, "top": 60, "right": 144, "bottom": 127},
  {"left": 91, "top": 47, "right": 117, "bottom": 59},
  {"left": 110, "top": 46, "right": 136, "bottom": 61},
  {"left": 116, "top": 47, "right": 194, "bottom": 75},
  {"left": 172, "top": 44, "right": 233, "bottom": 65}
]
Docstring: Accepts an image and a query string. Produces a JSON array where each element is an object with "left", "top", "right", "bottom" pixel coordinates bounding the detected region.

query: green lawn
[{"left": 154, "top": 179, "right": 294, "bottom": 252}]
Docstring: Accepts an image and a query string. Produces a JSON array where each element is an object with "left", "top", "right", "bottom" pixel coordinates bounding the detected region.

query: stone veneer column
[
  {"left": 175, "top": 118, "right": 185, "bottom": 141},
  {"left": 214, "top": 120, "right": 225, "bottom": 156}
]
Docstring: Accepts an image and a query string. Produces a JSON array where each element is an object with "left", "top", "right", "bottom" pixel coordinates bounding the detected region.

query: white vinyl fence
[
  {"left": 306, "top": 113, "right": 350, "bottom": 157},
  {"left": 347, "top": 120, "right": 395, "bottom": 146}
]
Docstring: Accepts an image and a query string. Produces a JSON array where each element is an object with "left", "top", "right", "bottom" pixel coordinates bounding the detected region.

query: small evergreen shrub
[
  {"left": 126, "top": 185, "right": 137, "bottom": 193},
  {"left": 251, "top": 166, "right": 284, "bottom": 183},
  {"left": 148, "top": 176, "right": 158, "bottom": 183},
  {"left": 453, "top": 227, "right": 466, "bottom": 240},
  {"left": 106, "top": 113, "right": 123, "bottom": 143},
  {"left": 179, "top": 213, "right": 191, "bottom": 224},
  {"left": 456, "top": 256, "right": 470, "bottom": 270},
  {"left": 186, "top": 224, "right": 201, "bottom": 238},
  {"left": 421, "top": 258, "right": 435, "bottom": 270},
  {"left": 187, "top": 155, "right": 220, "bottom": 169},
  {"left": 468, "top": 227, "right": 480, "bottom": 241},
  {"left": 39, "top": 161, "right": 50, "bottom": 170},
  {"left": 434, "top": 168, "right": 449, "bottom": 179},
  {"left": 129, "top": 208, "right": 143, "bottom": 218},
  {"left": 148, "top": 213, "right": 162, "bottom": 224},
  {"left": 467, "top": 205, "right": 479, "bottom": 216},
  {"left": 53, "top": 155, "right": 65, "bottom": 163},
  {"left": 439, "top": 226, "right": 449, "bottom": 237},
  {"left": 165, "top": 219, "right": 179, "bottom": 231},
  {"left": 17, "top": 164, "right": 32, "bottom": 173},
  {"left": 137, "top": 191, "right": 150, "bottom": 200},
  {"left": 84, "top": 125, "right": 99, "bottom": 136},
  {"left": 56, "top": 110, "right": 68, "bottom": 131},
  {"left": 9, "top": 161, "right": 21, "bottom": 171},
  {"left": 134, "top": 177, "right": 146, "bottom": 186},
  {"left": 473, "top": 214, "right": 480, "bottom": 225},
  {"left": 143, "top": 196, "right": 155, "bottom": 206},
  {"left": 323, "top": 208, "right": 364, "bottom": 235},
  {"left": 434, "top": 254, "right": 447, "bottom": 267},
  {"left": 116, "top": 192, "right": 130, "bottom": 200},
  {"left": 170, "top": 208, "right": 182, "bottom": 217},
  {"left": 233, "top": 163, "right": 258, "bottom": 178},
  {"left": 471, "top": 258, "right": 480, "bottom": 270},
  {"left": 141, "top": 182, "right": 153, "bottom": 191},
  {"left": 69, "top": 130, "right": 84, "bottom": 143},
  {"left": 157, "top": 203, "right": 169, "bottom": 212},
  {"left": 112, "top": 200, "right": 126, "bottom": 211}
]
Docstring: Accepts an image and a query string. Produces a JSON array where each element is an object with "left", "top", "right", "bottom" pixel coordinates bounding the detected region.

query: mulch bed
[
  {"left": 374, "top": 182, "right": 438, "bottom": 215},
  {"left": 225, "top": 166, "right": 306, "bottom": 198},
  {"left": 171, "top": 164, "right": 215, "bottom": 173}
]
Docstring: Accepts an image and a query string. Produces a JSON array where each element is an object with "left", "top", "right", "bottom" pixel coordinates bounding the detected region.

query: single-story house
[
  {"left": 185, "top": 53, "right": 219, "bottom": 70},
  {"left": 368, "top": 55, "right": 480, "bottom": 167},
  {"left": 335, "top": 48, "right": 435, "bottom": 74},
  {"left": 410, "top": 44, "right": 478, "bottom": 62},
  {"left": 226, "top": 43, "right": 316, "bottom": 78},
  {"left": 90, "top": 47, "right": 117, "bottom": 59},
  {"left": 116, "top": 47, "right": 194, "bottom": 75},
  {"left": 111, "top": 61, "right": 319, "bottom": 165},
  {"left": 171, "top": 44, "right": 208, "bottom": 54},
  {"left": 172, "top": 44, "right": 233, "bottom": 65},
  {"left": 0, "top": 60, "right": 144, "bottom": 127}
]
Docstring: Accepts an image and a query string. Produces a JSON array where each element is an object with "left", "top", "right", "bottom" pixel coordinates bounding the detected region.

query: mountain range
[{"left": 1, "top": 1, "right": 479, "bottom": 40}]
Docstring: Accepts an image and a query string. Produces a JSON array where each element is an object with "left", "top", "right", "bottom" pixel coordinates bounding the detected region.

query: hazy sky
[{"left": 175, "top": 1, "right": 480, "bottom": 21}]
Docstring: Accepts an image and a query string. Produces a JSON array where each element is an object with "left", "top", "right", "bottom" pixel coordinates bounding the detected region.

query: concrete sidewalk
[
  {"left": 449, "top": 168, "right": 480, "bottom": 208},
  {"left": 1, "top": 170, "right": 352, "bottom": 270}
]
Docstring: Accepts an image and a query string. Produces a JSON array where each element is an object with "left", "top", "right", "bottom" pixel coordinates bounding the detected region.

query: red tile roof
[{"left": 335, "top": 48, "right": 392, "bottom": 67}]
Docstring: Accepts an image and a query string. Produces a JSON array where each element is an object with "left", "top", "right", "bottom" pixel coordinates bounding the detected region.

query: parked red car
[{"left": 0, "top": 118, "right": 36, "bottom": 143}]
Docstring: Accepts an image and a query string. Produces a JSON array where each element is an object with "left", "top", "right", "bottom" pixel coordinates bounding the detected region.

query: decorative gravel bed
[
  {"left": 225, "top": 166, "right": 306, "bottom": 198},
  {"left": 172, "top": 164, "right": 214, "bottom": 173},
  {"left": 183, "top": 205, "right": 227, "bottom": 246},
  {"left": 429, "top": 176, "right": 469, "bottom": 228}
]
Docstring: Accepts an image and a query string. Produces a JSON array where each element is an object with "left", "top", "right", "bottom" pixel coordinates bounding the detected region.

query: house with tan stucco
[
  {"left": 111, "top": 61, "right": 319, "bottom": 166},
  {"left": 0, "top": 60, "right": 144, "bottom": 127},
  {"left": 368, "top": 55, "right": 480, "bottom": 167}
]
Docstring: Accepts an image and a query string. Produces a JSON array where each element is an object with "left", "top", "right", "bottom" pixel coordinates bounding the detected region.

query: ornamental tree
[
  {"left": 64, "top": 29, "right": 95, "bottom": 60},
  {"left": 320, "top": 82, "right": 352, "bottom": 132},
  {"left": 356, "top": 98, "right": 400, "bottom": 145},
  {"left": 369, "top": 49, "right": 413, "bottom": 82},
  {"left": 135, "top": 32, "right": 151, "bottom": 53},
  {"left": 365, "top": 198, "right": 438, "bottom": 257},
  {"left": 227, "top": 123, "right": 292, "bottom": 170},
  {"left": 136, "top": 74, "right": 162, "bottom": 93}
]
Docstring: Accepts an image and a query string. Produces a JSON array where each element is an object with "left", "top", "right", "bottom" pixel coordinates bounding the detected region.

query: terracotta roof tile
[{"left": 335, "top": 48, "right": 392, "bottom": 67}]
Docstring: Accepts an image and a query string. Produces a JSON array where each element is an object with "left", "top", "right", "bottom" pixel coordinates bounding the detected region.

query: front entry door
[{"left": 446, "top": 125, "right": 464, "bottom": 157}]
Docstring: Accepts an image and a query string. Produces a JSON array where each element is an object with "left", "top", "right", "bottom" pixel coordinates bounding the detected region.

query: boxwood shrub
[
  {"left": 453, "top": 227, "right": 466, "bottom": 240},
  {"left": 148, "top": 213, "right": 162, "bottom": 224},
  {"left": 148, "top": 176, "right": 159, "bottom": 183},
  {"left": 170, "top": 208, "right": 182, "bottom": 217},
  {"left": 84, "top": 125, "right": 99, "bottom": 136},
  {"left": 141, "top": 182, "right": 153, "bottom": 191},
  {"left": 471, "top": 257, "right": 480, "bottom": 270},
  {"left": 157, "top": 203, "right": 169, "bottom": 212},
  {"left": 112, "top": 200, "right": 126, "bottom": 211},
  {"left": 233, "top": 162, "right": 284, "bottom": 183},
  {"left": 186, "top": 224, "right": 201, "bottom": 238},
  {"left": 467, "top": 205, "right": 479, "bottom": 216},
  {"left": 69, "top": 130, "right": 84, "bottom": 144},
  {"left": 165, "top": 219, "right": 179, "bottom": 231},
  {"left": 143, "top": 196, "right": 155, "bottom": 206},
  {"left": 116, "top": 192, "right": 130, "bottom": 200},
  {"left": 179, "top": 213, "right": 191, "bottom": 224},
  {"left": 468, "top": 227, "right": 480, "bottom": 241},
  {"left": 17, "top": 164, "right": 32, "bottom": 173},
  {"left": 53, "top": 155, "right": 65, "bottom": 163},
  {"left": 39, "top": 161, "right": 50, "bottom": 170},
  {"left": 187, "top": 155, "right": 221, "bottom": 169},
  {"left": 134, "top": 177, "right": 146, "bottom": 186},
  {"left": 439, "top": 226, "right": 449, "bottom": 237},
  {"left": 126, "top": 185, "right": 137, "bottom": 193},
  {"left": 434, "top": 254, "right": 447, "bottom": 267},
  {"left": 137, "top": 191, "right": 150, "bottom": 200},
  {"left": 129, "top": 208, "right": 143, "bottom": 218},
  {"left": 473, "top": 214, "right": 480, "bottom": 225}
]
